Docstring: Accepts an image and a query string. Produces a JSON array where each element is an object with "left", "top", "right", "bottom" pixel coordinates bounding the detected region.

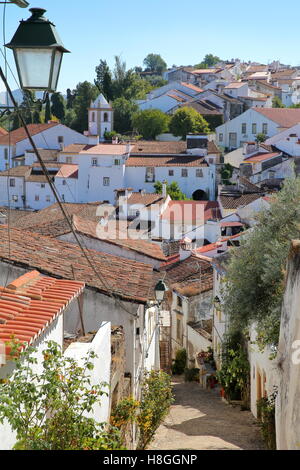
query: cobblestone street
[{"left": 150, "top": 377, "right": 265, "bottom": 450}]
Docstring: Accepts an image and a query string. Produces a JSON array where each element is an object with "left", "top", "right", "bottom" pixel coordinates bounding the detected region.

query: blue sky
[{"left": 1, "top": 0, "right": 300, "bottom": 93}]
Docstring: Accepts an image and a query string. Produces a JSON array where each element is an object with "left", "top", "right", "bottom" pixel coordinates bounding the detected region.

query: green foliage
[
  {"left": 66, "top": 88, "right": 76, "bottom": 109},
  {"left": 223, "top": 178, "right": 300, "bottom": 349},
  {"left": 110, "top": 397, "right": 139, "bottom": 429},
  {"left": 132, "top": 109, "right": 170, "bottom": 140},
  {"left": 144, "top": 75, "right": 168, "bottom": 88},
  {"left": 217, "top": 343, "right": 250, "bottom": 402},
  {"left": 44, "top": 94, "right": 51, "bottom": 123},
  {"left": 289, "top": 103, "right": 300, "bottom": 108},
  {"left": 169, "top": 107, "right": 210, "bottom": 139},
  {"left": 172, "top": 348, "right": 187, "bottom": 375},
  {"left": 257, "top": 390, "right": 277, "bottom": 450},
  {"left": 70, "top": 81, "right": 99, "bottom": 133},
  {"left": 195, "top": 53, "right": 221, "bottom": 69},
  {"left": 137, "top": 370, "right": 174, "bottom": 450},
  {"left": 184, "top": 368, "right": 200, "bottom": 382},
  {"left": 94, "top": 59, "right": 113, "bottom": 101},
  {"left": 256, "top": 132, "right": 267, "bottom": 143},
  {"left": 112, "top": 56, "right": 153, "bottom": 101},
  {"left": 272, "top": 96, "right": 285, "bottom": 108},
  {"left": 205, "top": 113, "right": 224, "bottom": 131},
  {"left": 154, "top": 181, "right": 189, "bottom": 200},
  {"left": 50, "top": 92, "right": 66, "bottom": 121},
  {"left": 0, "top": 340, "right": 122, "bottom": 450},
  {"left": 221, "top": 163, "right": 234, "bottom": 185},
  {"left": 113, "top": 97, "right": 138, "bottom": 134},
  {"left": 143, "top": 53, "right": 167, "bottom": 75}
]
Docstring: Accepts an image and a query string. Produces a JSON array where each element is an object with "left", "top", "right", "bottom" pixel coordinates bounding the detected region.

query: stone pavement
[{"left": 150, "top": 377, "right": 265, "bottom": 450}]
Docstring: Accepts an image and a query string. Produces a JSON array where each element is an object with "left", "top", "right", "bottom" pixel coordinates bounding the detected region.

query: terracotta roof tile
[
  {"left": 244, "top": 152, "right": 281, "bottom": 163},
  {"left": 127, "top": 192, "right": 164, "bottom": 206},
  {"left": 0, "top": 123, "right": 59, "bottom": 146},
  {"left": 0, "top": 226, "right": 156, "bottom": 303},
  {"left": 220, "top": 193, "right": 263, "bottom": 210},
  {"left": 161, "top": 201, "right": 220, "bottom": 224},
  {"left": 72, "top": 215, "right": 167, "bottom": 261},
  {"left": 254, "top": 108, "right": 300, "bottom": 128},
  {"left": 0, "top": 270, "right": 84, "bottom": 358},
  {"left": 126, "top": 155, "right": 208, "bottom": 167},
  {"left": 80, "top": 144, "right": 131, "bottom": 155},
  {"left": 165, "top": 255, "right": 213, "bottom": 296},
  {"left": 180, "top": 82, "right": 203, "bottom": 93}
]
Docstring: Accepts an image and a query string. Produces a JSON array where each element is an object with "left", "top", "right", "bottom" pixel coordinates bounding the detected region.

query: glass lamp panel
[
  {"left": 50, "top": 50, "right": 63, "bottom": 92},
  {"left": 155, "top": 290, "right": 165, "bottom": 302},
  {"left": 15, "top": 48, "right": 53, "bottom": 90}
]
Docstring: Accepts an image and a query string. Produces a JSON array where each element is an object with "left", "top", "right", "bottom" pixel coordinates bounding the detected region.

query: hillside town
[{"left": 0, "top": 2, "right": 300, "bottom": 454}]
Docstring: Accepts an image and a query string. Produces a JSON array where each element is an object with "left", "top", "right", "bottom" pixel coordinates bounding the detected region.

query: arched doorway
[{"left": 192, "top": 189, "right": 208, "bottom": 201}]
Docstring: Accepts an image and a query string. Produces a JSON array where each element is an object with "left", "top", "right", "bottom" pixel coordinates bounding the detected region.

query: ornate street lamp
[
  {"left": 5, "top": 7, "right": 70, "bottom": 94},
  {"left": 155, "top": 280, "right": 168, "bottom": 304}
]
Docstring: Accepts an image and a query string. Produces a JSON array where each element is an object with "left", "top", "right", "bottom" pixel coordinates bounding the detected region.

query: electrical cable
[{"left": 0, "top": 68, "right": 142, "bottom": 318}]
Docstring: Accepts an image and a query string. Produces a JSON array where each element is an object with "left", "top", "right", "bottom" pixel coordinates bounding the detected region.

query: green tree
[
  {"left": 143, "top": 53, "right": 167, "bottom": 75},
  {"left": 132, "top": 109, "right": 169, "bottom": 140},
  {"left": 94, "top": 59, "right": 113, "bottom": 101},
  {"left": 169, "top": 107, "right": 210, "bottom": 139},
  {"left": 272, "top": 96, "right": 285, "bottom": 108},
  {"left": 66, "top": 88, "right": 76, "bottom": 109},
  {"left": 44, "top": 94, "right": 51, "bottom": 123},
  {"left": 154, "top": 181, "right": 188, "bottom": 200},
  {"left": 256, "top": 133, "right": 267, "bottom": 143},
  {"left": 70, "top": 81, "right": 99, "bottom": 133},
  {"left": 50, "top": 92, "right": 65, "bottom": 122},
  {"left": 113, "top": 97, "right": 138, "bottom": 134},
  {"left": 195, "top": 53, "right": 221, "bottom": 69},
  {"left": 0, "top": 341, "right": 122, "bottom": 450},
  {"left": 223, "top": 178, "right": 300, "bottom": 349}
]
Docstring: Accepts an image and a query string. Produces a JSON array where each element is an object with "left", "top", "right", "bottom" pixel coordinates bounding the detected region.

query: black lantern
[
  {"left": 155, "top": 280, "right": 168, "bottom": 303},
  {"left": 5, "top": 8, "right": 70, "bottom": 93}
]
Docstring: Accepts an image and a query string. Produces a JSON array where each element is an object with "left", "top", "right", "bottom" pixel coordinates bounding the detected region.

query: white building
[
  {"left": 87, "top": 94, "right": 113, "bottom": 141},
  {"left": 216, "top": 108, "right": 300, "bottom": 150},
  {"left": 0, "top": 122, "right": 87, "bottom": 172}
]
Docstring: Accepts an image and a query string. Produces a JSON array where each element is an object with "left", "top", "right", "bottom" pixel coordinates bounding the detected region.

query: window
[
  {"left": 196, "top": 169, "right": 203, "bottom": 177},
  {"left": 41, "top": 183, "right": 45, "bottom": 189},
  {"left": 103, "top": 177, "right": 110, "bottom": 186},
  {"left": 35, "top": 195, "right": 39, "bottom": 201},
  {"left": 252, "top": 123, "right": 257, "bottom": 134},
  {"left": 58, "top": 136, "right": 64, "bottom": 144},
  {"left": 9, "top": 179, "right": 15, "bottom": 187},
  {"left": 92, "top": 158, "right": 98, "bottom": 166},
  {"left": 181, "top": 169, "right": 188, "bottom": 177},
  {"left": 103, "top": 112, "right": 109, "bottom": 122},
  {"left": 46, "top": 195, "right": 51, "bottom": 202},
  {"left": 177, "top": 318, "right": 182, "bottom": 341},
  {"left": 61, "top": 194, "right": 65, "bottom": 202},
  {"left": 177, "top": 296, "right": 183, "bottom": 307},
  {"left": 92, "top": 112, "right": 95, "bottom": 122},
  {"left": 12, "top": 195, "right": 18, "bottom": 202},
  {"left": 169, "top": 170, "right": 174, "bottom": 176},
  {"left": 219, "top": 133, "right": 223, "bottom": 142},
  {"left": 4, "top": 148, "right": 8, "bottom": 160},
  {"left": 242, "top": 123, "right": 247, "bottom": 134},
  {"left": 145, "top": 167, "right": 155, "bottom": 183},
  {"left": 66, "top": 157, "right": 73, "bottom": 164},
  {"left": 262, "top": 123, "right": 268, "bottom": 134},
  {"left": 114, "top": 159, "right": 120, "bottom": 166}
]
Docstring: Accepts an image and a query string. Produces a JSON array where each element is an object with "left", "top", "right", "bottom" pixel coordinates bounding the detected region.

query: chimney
[
  {"left": 162, "top": 180, "right": 167, "bottom": 198},
  {"left": 87, "top": 134, "right": 99, "bottom": 145}
]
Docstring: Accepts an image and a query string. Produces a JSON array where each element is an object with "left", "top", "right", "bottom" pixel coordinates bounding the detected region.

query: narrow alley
[{"left": 150, "top": 377, "right": 265, "bottom": 450}]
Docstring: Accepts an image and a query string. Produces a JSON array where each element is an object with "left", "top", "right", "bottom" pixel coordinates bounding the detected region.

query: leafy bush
[
  {"left": 257, "top": 390, "right": 277, "bottom": 450},
  {"left": 184, "top": 368, "right": 200, "bottom": 382},
  {"left": 137, "top": 370, "right": 174, "bottom": 450},
  {"left": 172, "top": 349, "right": 187, "bottom": 375}
]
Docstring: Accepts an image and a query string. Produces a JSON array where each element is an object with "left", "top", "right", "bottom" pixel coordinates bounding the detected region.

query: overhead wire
[{"left": 0, "top": 58, "right": 141, "bottom": 318}]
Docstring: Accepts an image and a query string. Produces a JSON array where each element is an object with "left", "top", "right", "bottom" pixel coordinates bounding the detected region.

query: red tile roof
[
  {"left": 161, "top": 201, "right": 221, "bottom": 224},
  {"left": 126, "top": 155, "right": 209, "bottom": 167},
  {"left": 60, "top": 144, "right": 94, "bottom": 153},
  {"left": 165, "top": 255, "right": 213, "bottom": 296},
  {"left": 180, "top": 82, "right": 203, "bottom": 93},
  {"left": 0, "top": 127, "right": 8, "bottom": 136},
  {"left": 0, "top": 123, "right": 60, "bottom": 146},
  {"left": 72, "top": 215, "right": 167, "bottom": 261},
  {"left": 254, "top": 108, "right": 300, "bottom": 128},
  {"left": 56, "top": 164, "right": 79, "bottom": 178},
  {"left": 80, "top": 144, "right": 131, "bottom": 155},
  {"left": 244, "top": 152, "right": 281, "bottom": 163},
  {"left": 127, "top": 192, "right": 164, "bottom": 206},
  {"left": 0, "top": 226, "right": 156, "bottom": 303},
  {"left": 0, "top": 270, "right": 84, "bottom": 357}
]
